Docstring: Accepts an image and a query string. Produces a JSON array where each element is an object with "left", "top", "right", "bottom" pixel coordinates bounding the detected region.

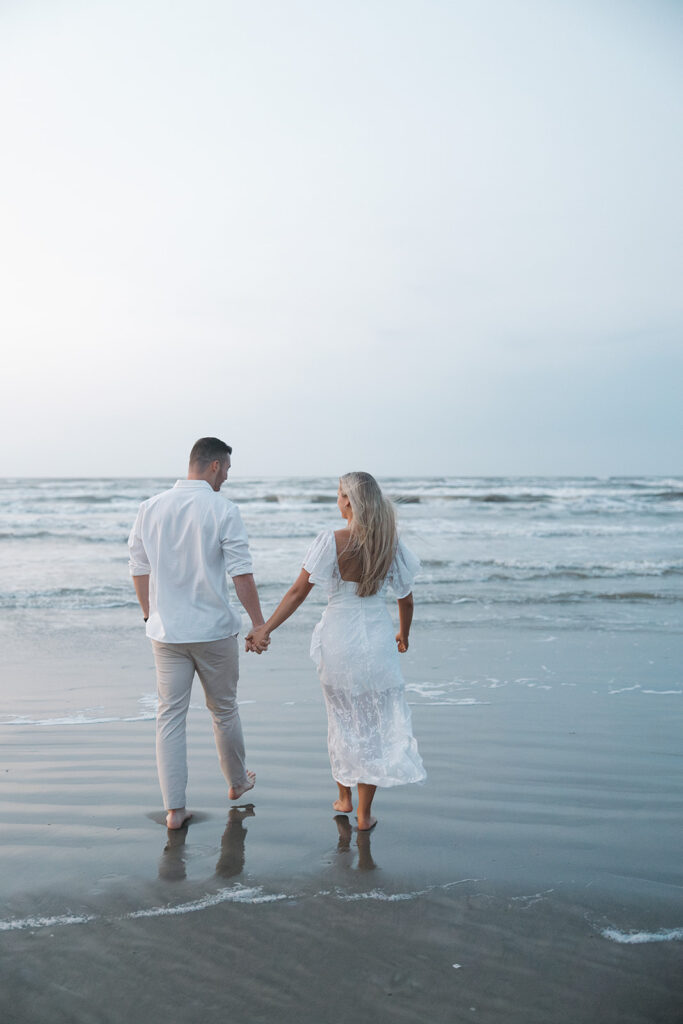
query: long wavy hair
[{"left": 339, "top": 472, "right": 397, "bottom": 597}]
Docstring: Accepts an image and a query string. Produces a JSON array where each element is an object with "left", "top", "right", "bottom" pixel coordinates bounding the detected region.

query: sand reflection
[
  {"left": 158, "top": 822, "right": 190, "bottom": 881},
  {"left": 334, "top": 814, "right": 377, "bottom": 872},
  {"left": 215, "top": 805, "right": 255, "bottom": 880},
  {"left": 157, "top": 804, "right": 255, "bottom": 882}
]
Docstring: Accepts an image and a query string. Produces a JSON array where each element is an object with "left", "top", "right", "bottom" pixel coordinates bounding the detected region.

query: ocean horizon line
[{"left": 0, "top": 473, "right": 680, "bottom": 482}]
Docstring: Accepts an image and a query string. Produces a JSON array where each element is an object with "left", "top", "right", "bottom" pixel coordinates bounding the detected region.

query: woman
[{"left": 247, "top": 472, "right": 426, "bottom": 830}]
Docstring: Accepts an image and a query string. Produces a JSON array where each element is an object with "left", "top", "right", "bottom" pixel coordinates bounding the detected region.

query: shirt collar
[{"left": 174, "top": 479, "right": 214, "bottom": 490}]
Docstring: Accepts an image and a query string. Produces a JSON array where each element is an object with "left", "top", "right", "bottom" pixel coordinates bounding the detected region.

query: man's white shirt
[{"left": 128, "top": 479, "right": 253, "bottom": 643}]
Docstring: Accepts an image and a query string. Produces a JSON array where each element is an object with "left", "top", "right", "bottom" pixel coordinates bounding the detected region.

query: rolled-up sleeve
[
  {"left": 221, "top": 504, "right": 253, "bottom": 577},
  {"left": 128, "top": 508, "right": 151, "bottom": 576}
]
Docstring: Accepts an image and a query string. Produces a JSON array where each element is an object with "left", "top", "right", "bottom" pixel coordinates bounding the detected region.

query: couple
[{"left": 128, "top": 437, "right": 426, "bottom": 833}]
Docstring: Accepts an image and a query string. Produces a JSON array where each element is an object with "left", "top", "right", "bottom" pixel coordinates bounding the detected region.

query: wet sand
[
  {"left": 3, "top": 884, "right": 682, "bottom": 1024},
  {"left": 1, "top": 610, "right": 682, "bottom": 1022}
]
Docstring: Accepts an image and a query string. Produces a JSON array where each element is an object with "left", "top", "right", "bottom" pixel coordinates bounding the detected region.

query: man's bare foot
[
  {"left": 166, "top": 808, "right": 192, "bottom": 830},
  {"left": 356, "top": 815, "right": 377, "bottom": 831},
  {"left": 229, "top": 770, "right": 255, "bottom": 801}
]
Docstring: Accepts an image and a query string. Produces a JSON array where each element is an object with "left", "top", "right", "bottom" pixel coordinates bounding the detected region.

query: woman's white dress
[{"left": 303, "top": 530, "right": 427, "bottom": 788}]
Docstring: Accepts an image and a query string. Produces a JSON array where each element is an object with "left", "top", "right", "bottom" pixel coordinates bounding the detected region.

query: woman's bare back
[{"left": 334, "top": 529, "right": 362, "bottom": 583}]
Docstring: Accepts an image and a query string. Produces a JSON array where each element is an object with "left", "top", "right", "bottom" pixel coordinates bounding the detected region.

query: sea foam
[
  {"left": 126, "top": 886, "right": 289, "bottom": 918},
  {"left": 0, "top": 912, "right": 97, "bottom": 932},
  {"left": 0, "top": 879, "right": 482, "bottom": 932},
  {"left": 601, "top": 926, "right": 683, "bottom": 944}
]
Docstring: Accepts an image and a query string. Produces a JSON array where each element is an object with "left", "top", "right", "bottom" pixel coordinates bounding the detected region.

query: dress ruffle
[{"left": 322, "top": 682, "right": 427, "bottom": 788}]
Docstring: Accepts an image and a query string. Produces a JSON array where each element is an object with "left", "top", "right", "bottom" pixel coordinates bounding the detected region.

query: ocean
[{"left": 2, "top": 474, "right": 682, "bottom": 632}]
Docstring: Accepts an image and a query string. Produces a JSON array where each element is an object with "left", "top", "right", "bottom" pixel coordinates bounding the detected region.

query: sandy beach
[{"left": 1, "top": 602, "right": 681, "bottom": 1023}]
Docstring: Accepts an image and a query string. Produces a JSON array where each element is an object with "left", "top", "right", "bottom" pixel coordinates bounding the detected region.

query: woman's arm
[
  {"left": 246, "top": 569, "right": 314, "bottom": 651},
  {"left": 396, "top": 592, "right": 414, "bottom": 653}
]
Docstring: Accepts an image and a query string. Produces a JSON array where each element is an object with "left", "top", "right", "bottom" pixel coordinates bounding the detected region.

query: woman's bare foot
[
  {"left": 166, "top": 808, "right": 192, "bottom": 830},
  {"left": 333, "top": 782, "right": 353, "bottom": 814},
  {"left": 356, "top": 783, "right": 377, "bottom": 832},
  {"left": 229, "top": 770, "right": 255, "bottom": 801}
]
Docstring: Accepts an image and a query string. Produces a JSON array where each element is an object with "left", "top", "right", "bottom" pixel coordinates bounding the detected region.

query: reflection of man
[
  {"left": 215, "top": 805, "right": 255, "bottom": 879},
  {"left": 128, "top": 437, "right": 267, "bottom": 829}
]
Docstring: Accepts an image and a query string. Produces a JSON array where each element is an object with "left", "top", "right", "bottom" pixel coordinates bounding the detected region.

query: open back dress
[{"left": 303, "top": 530, "right": 427, "bottom": 788}]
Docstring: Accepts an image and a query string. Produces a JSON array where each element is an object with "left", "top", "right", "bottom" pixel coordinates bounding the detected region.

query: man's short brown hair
[{"left": 189, "top": 437, "right": 232, "bottom": 469}]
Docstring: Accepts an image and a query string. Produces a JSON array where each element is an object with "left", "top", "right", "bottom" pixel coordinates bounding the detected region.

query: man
[{"left": 128, "top": 437, "right": 267, "bottom": 830}]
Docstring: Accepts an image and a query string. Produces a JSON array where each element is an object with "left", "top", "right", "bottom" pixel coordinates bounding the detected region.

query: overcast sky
[{"left": 1, "top": 0, "right": 681, "bottom": 477}]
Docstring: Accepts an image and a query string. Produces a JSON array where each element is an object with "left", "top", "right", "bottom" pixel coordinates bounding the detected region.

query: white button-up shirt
[{"left": 128, "top": 479, "right": 253, "bottom": 643}]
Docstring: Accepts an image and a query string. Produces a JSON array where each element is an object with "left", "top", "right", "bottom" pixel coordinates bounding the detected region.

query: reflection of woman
[{"left": 248, "top": 472, "right": 426, "bottom": 830}]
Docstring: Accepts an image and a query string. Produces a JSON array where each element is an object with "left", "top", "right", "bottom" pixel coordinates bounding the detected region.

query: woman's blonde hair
[{"left": 339, "top": 471, "right": 397, "bottom": 597}]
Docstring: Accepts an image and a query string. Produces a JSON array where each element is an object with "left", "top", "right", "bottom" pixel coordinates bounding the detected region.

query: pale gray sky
[{"left": 1, "top": 0, "right": 681, "bottom": 477}]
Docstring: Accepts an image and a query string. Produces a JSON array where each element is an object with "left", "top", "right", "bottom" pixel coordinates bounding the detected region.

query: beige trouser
[{"left": 151, "top": 636, "right": 247, "bottom": 810}]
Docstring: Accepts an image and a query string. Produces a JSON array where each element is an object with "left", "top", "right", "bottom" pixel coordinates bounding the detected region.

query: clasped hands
[{"left": 245, "top": 624, "right": 271, "bottom": 654}]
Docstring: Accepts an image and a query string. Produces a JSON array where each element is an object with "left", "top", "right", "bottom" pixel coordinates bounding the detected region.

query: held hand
[
  {"left": 245, "top": 636, "right": 267, "bottom": 654},
  {"left": 245, "top": 634, "right": 267, "bottom": 654},
  {"left": 396, "top": 633, "right": 409, "bottom": 653},
  {"left": 246, "top": 625, "right": 271, "bottom": 654}
]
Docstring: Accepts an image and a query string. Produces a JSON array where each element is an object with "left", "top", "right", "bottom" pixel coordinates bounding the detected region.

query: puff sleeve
[
  {"left": 303, "top": 530, "right": 337, "bottom": 586},
  {"left": 386, "top": 538, "right": 421, "bottom": 598}
]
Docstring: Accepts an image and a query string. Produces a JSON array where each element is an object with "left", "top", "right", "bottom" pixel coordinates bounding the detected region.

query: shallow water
[{"left": 1, "top": 620, "right": 680, "bottom": 923}]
